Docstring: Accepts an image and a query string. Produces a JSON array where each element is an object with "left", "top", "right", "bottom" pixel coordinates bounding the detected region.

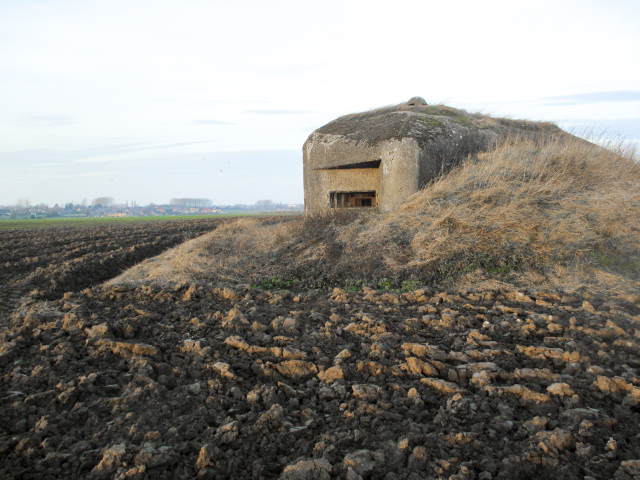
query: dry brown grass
[
  {"left": 112, "top": 136, "right": 640, "bottom": 295},
  {"left": 389, "top": 136, "right": 640, "bottom": 293},
  {"left": 108, "top": 216, "right": 298, "bottom": 287}
]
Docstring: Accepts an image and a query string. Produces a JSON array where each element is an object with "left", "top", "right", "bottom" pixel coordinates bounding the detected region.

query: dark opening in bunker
[
  {"left": 320, "top": 160, "right": 381, "bottom": 170},
  {"left": 330, "top": 191, "right": 377, "bottom": 208}
]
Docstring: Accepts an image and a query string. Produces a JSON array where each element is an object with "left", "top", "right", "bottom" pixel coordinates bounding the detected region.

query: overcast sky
[{"left": 1, "top": 0, "right": 639, "bottom": 206}]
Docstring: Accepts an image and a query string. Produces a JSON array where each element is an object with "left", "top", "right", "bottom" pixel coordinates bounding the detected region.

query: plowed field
[
  {"left": 0, "top": 218, "right": 223, "bottom": 317},
  {"left": 1, "top": 219, "right": 639, "bottom": 479}
]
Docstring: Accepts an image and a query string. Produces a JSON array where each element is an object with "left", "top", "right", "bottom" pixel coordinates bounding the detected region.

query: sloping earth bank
[{"left": 2, "top": 280, "right": 639, "bottom": 479}]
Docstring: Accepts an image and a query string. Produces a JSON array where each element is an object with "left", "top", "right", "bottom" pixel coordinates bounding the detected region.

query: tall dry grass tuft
[
  {"left": 108, "top": 216, "right": 303, "bottom": 287},
  {"left": 384, "top": 136, "right": 640, "bottom": 292},
  {"left": 113, "top": 136, "right": 640, "bottom": 295}
]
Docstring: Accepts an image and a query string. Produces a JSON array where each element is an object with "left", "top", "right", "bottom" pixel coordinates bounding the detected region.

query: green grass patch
[
  {"left": 589, "top": 251, "right": 617, "bottom": 269},
  {"left": 418, "top": 117, "right": 444, "bottom": 129},
  {"left": 417, "top": 106, "right": 473, "bottom": 126},
  {"left": 374, "top": 278, "right": 421, "bottom": 293},
  {"left": 400, "top": 279, "right": 420, "bottom": 292},
  {"left": 344, "top": 278, "right": 366, "bottom": 292},
  {"left": 0, "top": 212, "right": 301, "bottom": 230},
  {"left": 588, "top": 250, "right": 640, "bottom": 275}
]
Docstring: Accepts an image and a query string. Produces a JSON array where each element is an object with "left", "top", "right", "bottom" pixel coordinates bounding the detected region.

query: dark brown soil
[
  {"left": 0, "top": 218, "right": 224, "bottom": 318},
  {"left": 1, "top": 221, "right": 639, "bottom": 479}
]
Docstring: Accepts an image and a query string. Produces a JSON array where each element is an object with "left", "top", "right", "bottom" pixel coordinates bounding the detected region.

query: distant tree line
[
  {"left": 254, "top": 199, "right": 275, "bottom": 209},
  {"left": 92, "top": 197, "right": 115, "bottom": 207},
  {"left": 170, "top": 198, "right": 212, "bottom": 207}
]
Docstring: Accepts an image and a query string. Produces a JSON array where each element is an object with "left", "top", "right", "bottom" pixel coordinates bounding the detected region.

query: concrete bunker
[{"left": 303, "top": 97, "right": 562, "bottom": 213}]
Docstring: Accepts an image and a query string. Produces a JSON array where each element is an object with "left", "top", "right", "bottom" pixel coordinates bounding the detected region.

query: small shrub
[
  {"left": 400, "top": 279, "right": 419, "bottom": 292},
  {"left": 344, "top": 278, "right": 366, "bottom": 292},
  {"left": 377, "top": 278, "right": 392, "bottom": 291},
  {"left": 254, "top": 277, "right": 299, "bottom": 291}
]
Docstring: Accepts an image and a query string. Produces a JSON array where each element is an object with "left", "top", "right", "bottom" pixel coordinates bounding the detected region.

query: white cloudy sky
[{"left": 1, "top": 0, "right": 639, "bottom": 206}]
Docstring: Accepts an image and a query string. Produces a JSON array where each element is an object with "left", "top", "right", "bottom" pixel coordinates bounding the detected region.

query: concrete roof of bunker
[{"left": 312, "top": 98, "right": 563, "bottom": 147}]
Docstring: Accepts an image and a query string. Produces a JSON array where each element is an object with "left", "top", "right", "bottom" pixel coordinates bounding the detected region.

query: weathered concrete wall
[
  {"left": 304, "top": 133, "right": 382, "bottom": 213},
  {"left": 303, "top": 133, "right": 421, "bottom": 212},
  {"left": 378, "top": 138, "right": 420, "bottom": 211},
  {"left": 303, "top": 133, "right": 380, "bottom": 169}
]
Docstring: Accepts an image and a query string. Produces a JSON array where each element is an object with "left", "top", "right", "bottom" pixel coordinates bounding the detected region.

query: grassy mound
[{"left": 111, "top": 136, "right": 640, "bottom": 295}]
